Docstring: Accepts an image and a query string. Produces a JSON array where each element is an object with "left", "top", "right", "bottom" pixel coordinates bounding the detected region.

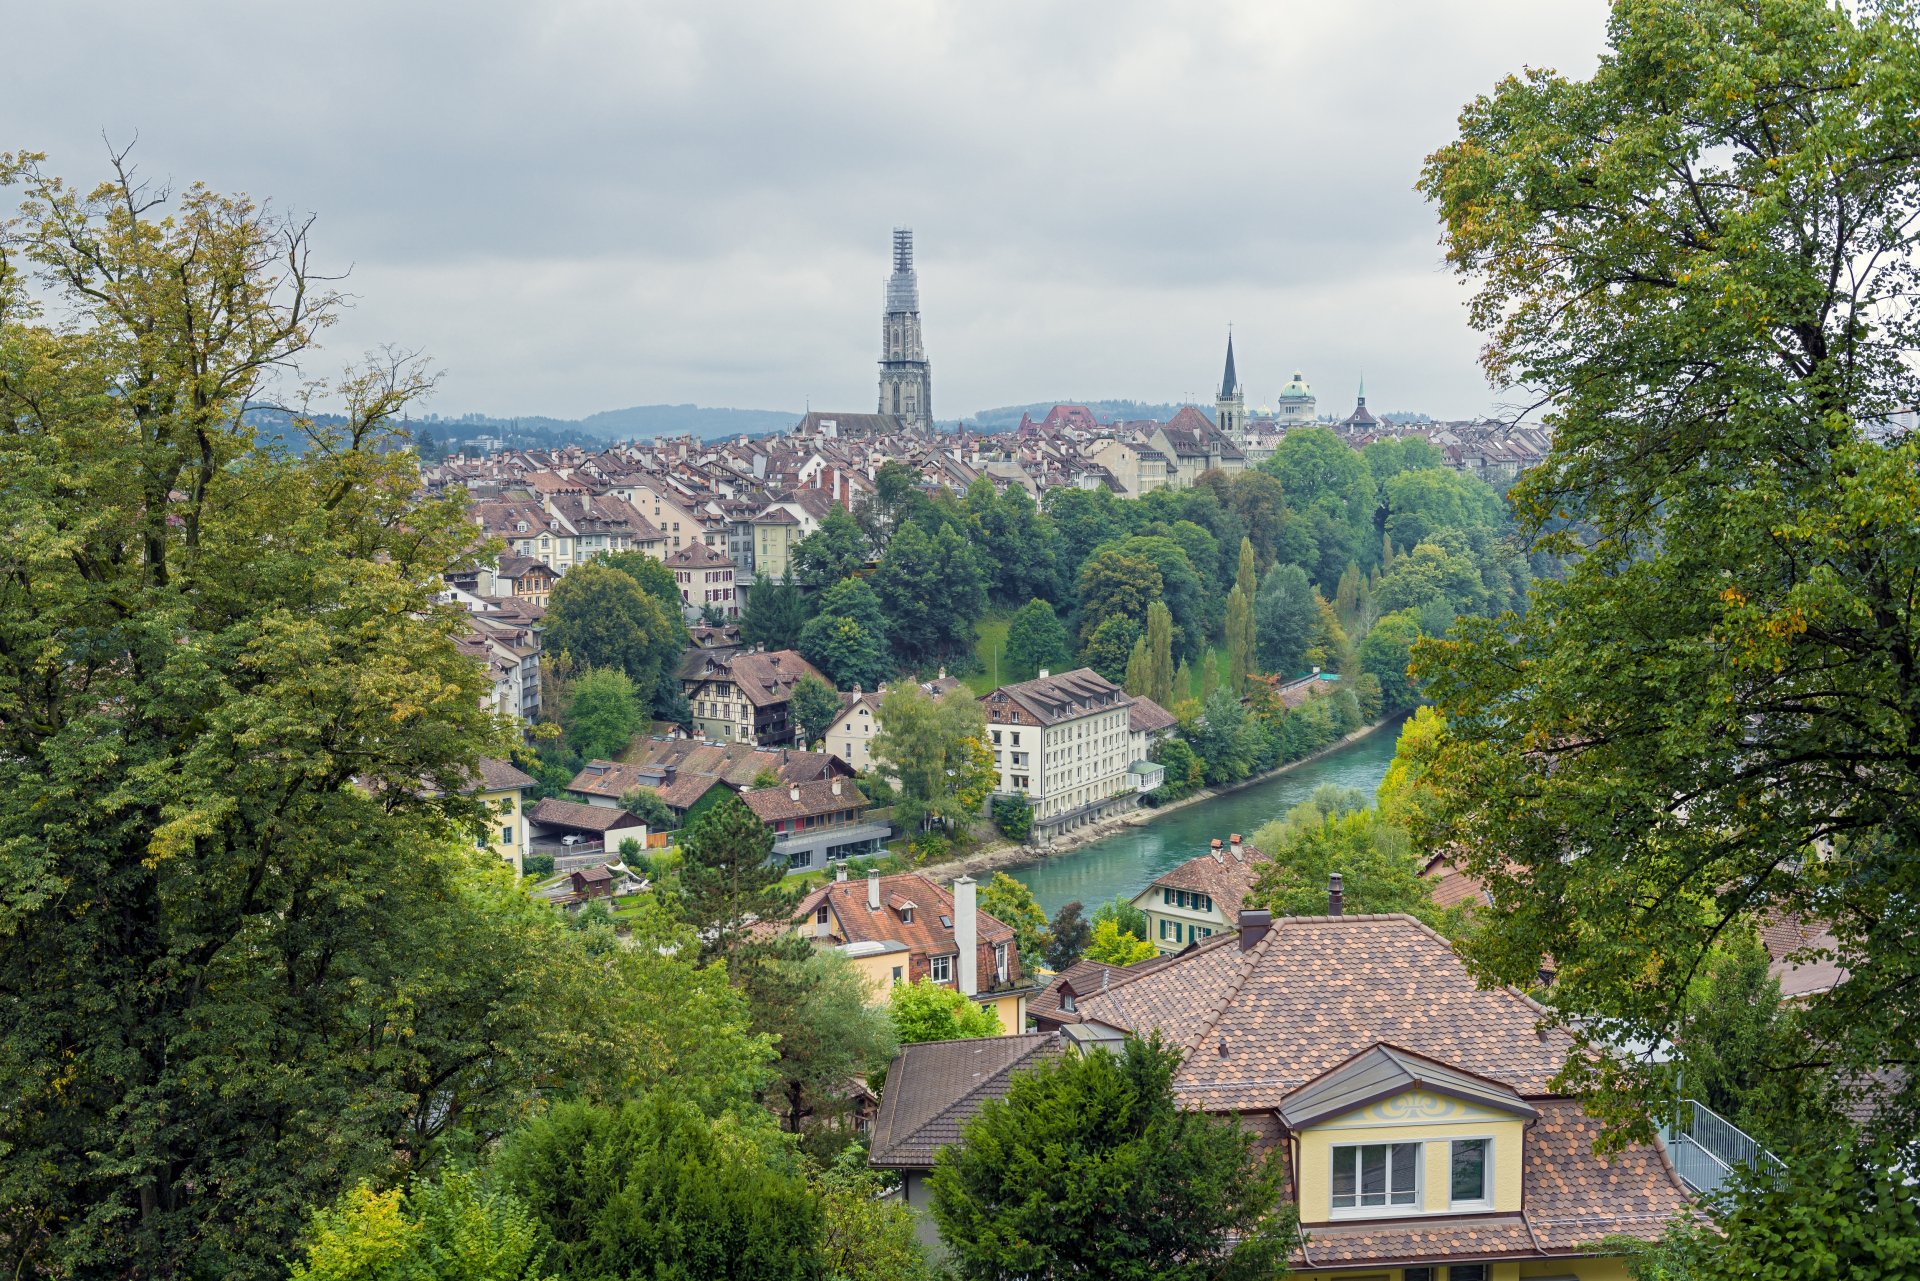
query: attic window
[
  {"left": 900, "top": 906, "right": 914, "bottom": 924},
  {"left": 939, "top": 914, "right": 952, "bottom": 929}
]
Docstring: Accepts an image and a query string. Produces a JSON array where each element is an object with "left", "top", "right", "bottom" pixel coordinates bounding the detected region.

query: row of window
[
  {"left": 1161, "top": 888, "right": 1213, "bottom": 912},
  {"left": 1157, "top": 918, "right": 1212, "bottom": 944},
  {"left": 1330, "top": 1138, "right": 1489, "bottom": 1215}
]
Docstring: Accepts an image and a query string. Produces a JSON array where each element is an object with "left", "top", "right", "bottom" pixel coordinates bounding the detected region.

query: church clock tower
[{"left": 878, "top": 227, "right": 933, "bottom": 433}]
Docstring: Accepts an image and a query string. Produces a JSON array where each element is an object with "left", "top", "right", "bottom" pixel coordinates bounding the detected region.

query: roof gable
[{"left": 1279, "top": 1043, "right": 1536, "bottom": 1130}]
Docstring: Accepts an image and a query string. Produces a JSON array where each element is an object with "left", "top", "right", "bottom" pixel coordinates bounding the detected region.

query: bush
[
  {"left": 522, "top": 854, "right": 555, "bottom": 878},
  {"left": 990, "top": 794, "right": 1034, "bottom": 842}
]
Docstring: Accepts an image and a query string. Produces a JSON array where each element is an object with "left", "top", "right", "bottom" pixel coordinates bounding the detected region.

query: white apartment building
[{"left": 978, "top": 667, "right": 1152, "bottom": 842}]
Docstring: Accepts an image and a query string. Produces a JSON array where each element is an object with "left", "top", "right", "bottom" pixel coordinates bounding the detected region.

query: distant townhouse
[
  {"left": 1148, "top": 405, "right": 1246, "bottom": 488},
  {"left": 823, "top": 673, "right": 965, "bottom": 774},
  {"left": 665, "top": 542, "right": 739, "bottom": 623},
  {"left": 791, "top": 871, "right": 1031, "bottom": 1032},
  {"left": 680, "top": 646, "right": 827, "bottom": 745},
  {"left": 979, "top": 668, "right": 1159, "bottom": 841}
]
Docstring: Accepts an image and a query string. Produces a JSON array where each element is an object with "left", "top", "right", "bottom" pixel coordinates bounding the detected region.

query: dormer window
[
  {"left": 900, "top": 906, "right": 914, "bottom": 924},
  {"left": 1331, "top": 1142, "right": 1419, "bottom": 1213}
]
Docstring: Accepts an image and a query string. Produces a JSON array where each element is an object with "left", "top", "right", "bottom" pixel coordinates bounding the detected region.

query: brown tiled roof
[
  {"left": 1073, "top": 915, "right": 1575, "bottom": 1110},
  {"left": 725, "top": 650, "right": 829, "bottom": 708},
  {"left": 527, "top": 797, "right": 641, "bottom": 833},
  {"left": 1296, "top": 1215, "right": 1537, "bottom": 1269},
  {"left": 793, "top": 873, "right": 1016, "bottom": 962},
  {"left": 657, "top": 772, "right": 724, "bottom": 811},
  {"left": 1148, "top": 838, "right": 1268, "bottom": 924},
  {"left": 984, "top": 667, "right": 1131, "bottom": 727},
  {"left": 1127, "top": 696, "right": 1178, "bottom": 735},
  {"left": 1421, "top": 852, "right": 1493, "bottom": 910},
  {"left": 868, "top": 1033, "right": 1064, "bottom": 1168},
  {"left": 1028, "top": 957, "right": 1165, "bottom": 1026},
  {"left": 1523, "top": 1099, "right": 1694, "bottom": 1249},
  {"left": 624, "top": 738, "right": 850, "bottom": 787},
  {"left": 1759, "top": 911, "right": 1847, "bottom": 999},
  {"left": 473, "top": 758, "right": 538, "bottom": 791},
  {"left": 739, "top": 778, "right": 867, "bottom": 823},
  {"left": 665, "top": 542, "right": 734, "bottom": 569}
]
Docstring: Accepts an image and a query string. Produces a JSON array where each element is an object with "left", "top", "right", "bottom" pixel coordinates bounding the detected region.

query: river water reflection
[{"left": 1003, "top": 725, "right": 1405, "bottom": 918}]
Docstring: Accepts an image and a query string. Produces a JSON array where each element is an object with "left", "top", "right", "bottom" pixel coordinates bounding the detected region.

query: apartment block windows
[
  {"left": 1331, "top": 1142, "right": 1419, "bottom": 1213},
  {"left": 1450, "top": 1139, "right": 1490, "bottom": 1208}
]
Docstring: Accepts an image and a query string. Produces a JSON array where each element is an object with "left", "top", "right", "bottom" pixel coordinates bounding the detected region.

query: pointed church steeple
[
  {"left": 1215, "top": 329, "right": 1246, "bottom": 447},
  {"left": 878, "top": 227, "right": 932, "bottom": 433}
]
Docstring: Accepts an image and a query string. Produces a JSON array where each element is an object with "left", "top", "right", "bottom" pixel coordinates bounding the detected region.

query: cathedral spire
[
  {"left": 878, "top": 227, "right": 932, "bottom": 432},
  {"left": 1215, "top": 328, "right": 1246, "bottom": 447},
  {"left": 1220, "top": 330, "right": 1239, "bottom": 399}
]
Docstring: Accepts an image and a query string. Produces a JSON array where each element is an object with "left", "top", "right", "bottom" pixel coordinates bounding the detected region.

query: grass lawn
[{"left": 967, "top": 613, "right": 1012, "bottom": 694}]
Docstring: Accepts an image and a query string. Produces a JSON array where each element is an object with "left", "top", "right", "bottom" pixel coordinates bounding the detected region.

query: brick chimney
[
  {"left": 1239, "top": 909, "right": 1272, "bottom": 952},
  {"left": 953, "top": 876, "right": 979, "bottom": 996},
  {"left": 1329, "top": 873, "right": 1344, "bottom": 917},
  {"left": 1229, "top": 833, "right": 1243, "bottom": 861}
]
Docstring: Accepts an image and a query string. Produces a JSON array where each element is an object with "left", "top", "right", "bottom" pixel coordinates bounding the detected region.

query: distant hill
[
  {"left": 953, "top": 400, "right": 1190, "bottom": 433},
  {"left": 576, "top": 404, "right": 801, "bottom": 440}
]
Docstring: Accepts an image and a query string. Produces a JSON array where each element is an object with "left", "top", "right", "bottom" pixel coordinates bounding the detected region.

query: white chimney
[
  {"left": 831, "top": 780, "right": 842, "bottom": 796},
  {"left": 836, "top": 864, "right": 848, "bottom": 882},
  {"left": 868, "top": 870, "right": 881, "bottom": 910},
  {"left": 789, "top": 785, "right": 800, "bottom": 801},
  {"left": 1038, "top": 668, "right": 1050, "bottom": 679},
  {"left": 953, "top": 875, "right": 979, "bottom": 996}
]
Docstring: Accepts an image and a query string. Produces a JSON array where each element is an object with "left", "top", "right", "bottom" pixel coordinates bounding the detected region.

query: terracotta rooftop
[
  {"left": 868, "top": 1033, "right": 1064, "bottom": 1169},
  {"left": 739, "top": 777, "right": 867, "bottom": 823},
  {"left": 793, "top": 872, "right": 1016, "bottom": 963},
  {"left": 1073, "top": 914, "right": 1576, "bottom": 1110},
  {"left": 527, "top": 797, "right": 642, "bottom": 833}
]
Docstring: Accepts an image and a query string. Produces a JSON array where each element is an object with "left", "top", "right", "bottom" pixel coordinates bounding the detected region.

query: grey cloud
[{"left": 6, "top": 0, "right": 1609, "bottom": 420}]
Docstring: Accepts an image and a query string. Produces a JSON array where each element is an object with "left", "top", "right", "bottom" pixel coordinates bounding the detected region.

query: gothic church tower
[
  {"left": 878, "top": 227, "right": 933, "bottom": 433},
  {"left": 1216, "top": 331, "right": 1246, "bottom": 446}
]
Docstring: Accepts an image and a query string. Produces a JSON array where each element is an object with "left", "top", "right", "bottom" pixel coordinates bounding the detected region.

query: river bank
[{"left": 915, "top": 714, "right": 1405, "bottom": 888}]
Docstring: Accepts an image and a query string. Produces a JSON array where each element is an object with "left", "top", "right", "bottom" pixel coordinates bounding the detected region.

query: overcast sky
[{"left": 8, "top": 2, "right": 1610, "bottom": 422}]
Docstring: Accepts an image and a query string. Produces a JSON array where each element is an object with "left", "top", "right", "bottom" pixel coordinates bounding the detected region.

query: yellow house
[
  {"left": 874, "top": 909, "right": 1692, "bottom": 1277},
  {"left": 750, "top": 505, "right": 803, "bottom": 581},
  {"left": 472, "top": 758, "right": 538, "bottom": 875}
]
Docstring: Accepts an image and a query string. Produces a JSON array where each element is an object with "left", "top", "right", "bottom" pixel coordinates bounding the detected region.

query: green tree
[
  {"left": 1044, "top": 901, "right": 1091, "bottom": 971},
  {"left": 754, "top": 947, "right": 898, "bottom": 1134},
  {"left": 290, "top": 1169, "right": 556, "bottom": 1281},
  {"left": 790, "top": 505, "right": 868, "bottom": 586},
  {"left": 1003, "top": 598, "right": 1072, "bottom": 681},
  {"left": 1379, "top": 467, "right": 1504, "bottom": 552},
  {"left": 874, "top": 519, "right": 988, "bottom": 663},
  {"left": 1122, "top": 633, "right": 1151, "bottom": 697},
  {"left": 1075, "top": 549, "right": 1161, "bottom": 646},
  {"left": 816, "top": 1150, "right": 940, "bottom": 1281},
  {"left": 741, "top": 572, "right": 809, "bottom": 651},
  {"left": 798, "top": 613, "right": 891, "bottom": 692},
  {"left": 1671, "top": 932, "right": 1796, "bottom": 1143},
  {"left": 968, "top": 480, "right": 1061, "bottom": 607},
  {"left": 677, "top": 789, "right": 786, "bottom": 963},
  {"left": 978, "top": 871, "right": 1049, "bottom": 966},
  {"left": 1358, "top": 609, "right": 1423, "bottom": 713},
  {"left": 1224, "top": 586, "right": 1253, "bottom": 691},
  {"left": 989, "top": 793, "right": 1034, "bottom": 843},
  {"left": 1248, "top": 808, "right": 1445, "bottom": 927},
  {"left": 1200, "top": 649, "right": 1221, "bottom": 699},
  {"left": 494, "top": 1096, "right": 824, "bottom": 1281},
  {"left": 1171, "top": 658, "right": 1194, "bottom": 706},
  {"left": 1418, "top": 0, "right": 1920, "bottom": 1139},
  {"left": 1371, "top": 537, "right": 1487, "bottom": 620},
  {"left": 564, "top": 666, "right": 643, "bottom": 761},
  {"left": 545, "top": 561, "right": 681, "bottom": 713},
  {"left": 929, "top": 1036, "right": 1295, "bottom": 1280},
  {"left": 789, "top": 674, "right": 843, "bottom": 749},
  {"left": 600, "top": 548, "right": 686, "bottom": 616},
  {"left": 870, "top": 683, "right": 995, "bottom": 833},
  {"left": 889, "top": 978, "right": 1003, "bottom": 1043},
  {"left": 1089, "top": 894, "right": 1150, "bottom": 941},
  {"left": 1255, "top": 563, "right": 1316, "bottom": 677},
  {"left": 1261, "top": 427, "right": 1379, "bottom": 578},
  {"left": 619, "top": 786, "right": 677, "bottom": 833},
  {"left": 1079, "top": 614, "right": 1141, "bottom": 683},
  {"left": 1145, "top": 599, "right": 1175, "bottom": 705},
  {"left": 0, "top": 153, "right": 622, "bottom": 1278},
  {"left": 1082, "top": 918, "right": 1157, "bottom": 966}
]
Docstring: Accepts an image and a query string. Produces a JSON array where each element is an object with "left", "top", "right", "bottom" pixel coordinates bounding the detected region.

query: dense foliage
[
  {"left": 888, "top": 978, "right": 1003, "bottom": 1042},
  {"left": 929, "top": 1037, "right": 1295, "bottom": 1280},
  {"left": 1418, "top": 0, "right": 1920, "bottom": 1147}
]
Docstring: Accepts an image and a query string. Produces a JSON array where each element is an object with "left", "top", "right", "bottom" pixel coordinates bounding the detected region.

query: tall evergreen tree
[
  {"left": 1003, "top": 598, "right": 1072, "bottom": 682},
  {"left": 1145, "top": 600, "right": 1175, "bottom": 706},
  {"left": 1122, "top": 634, "right": 1151, "bottom": 697},
  {"left": 677, "top": 790, "right": 789, "bottom": 964},
  {"left": 1224, "top": 586, "right": 1253, "bottom": 692},
  {"left": 741, "top": 573, "right": 808, "bottom": 651}
]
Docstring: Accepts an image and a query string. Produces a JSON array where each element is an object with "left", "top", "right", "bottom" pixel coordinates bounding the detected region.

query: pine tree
[{"left": 1145, "top": 600, "right": 1174, "bottom": 706}]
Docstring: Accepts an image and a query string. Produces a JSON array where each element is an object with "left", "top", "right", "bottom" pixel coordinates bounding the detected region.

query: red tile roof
[{"left": 1147, "top": 837, "right": 1268, "bottom": 924}]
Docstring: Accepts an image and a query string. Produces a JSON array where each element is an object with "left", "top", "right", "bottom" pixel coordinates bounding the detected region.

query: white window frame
[
  {"left": 929, "top": 953, "right": 953, "bottom": 984},
  {"left": 1447, "top": 1136, "right": 1494, "bottom": 1211},
  {"left": 1329, "top": 1141, "right": 1422, "bottom": 1218}
]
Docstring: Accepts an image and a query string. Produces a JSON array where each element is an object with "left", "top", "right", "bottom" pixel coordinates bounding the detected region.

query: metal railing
[{"left": 1661, "top": 1098, "right": 1786, "bottom": 1197}]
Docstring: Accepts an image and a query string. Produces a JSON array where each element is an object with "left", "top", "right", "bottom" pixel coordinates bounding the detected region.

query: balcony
[{"left": 1660, "top": 1098, "right": 1785, "bottom": 1197}]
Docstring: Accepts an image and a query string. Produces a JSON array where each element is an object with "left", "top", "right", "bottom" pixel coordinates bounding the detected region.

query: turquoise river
[{"left": 1003, "top": 723, "right": 1405, "bottom": 918}]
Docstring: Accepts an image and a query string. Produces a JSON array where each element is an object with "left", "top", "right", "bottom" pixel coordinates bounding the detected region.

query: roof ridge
[{"left": 1175, "top": 926, "right": 1275, "bottom": 1057}]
